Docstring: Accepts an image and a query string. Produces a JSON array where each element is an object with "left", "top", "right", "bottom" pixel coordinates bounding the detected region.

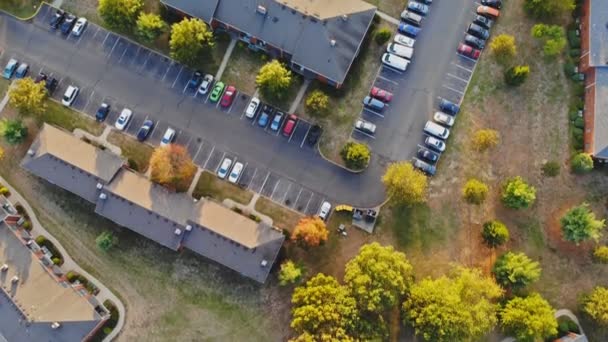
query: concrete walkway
[
  {"left": 0, "top": 82, "right": 12, "bottom": 113},
  {"left": 376, "top": 11, "right": 400, "bottom": 25},
  {"left": 288, "top": 78, "right": 311, "bottom": 114},
  {"left": 73, "top": 126, "right": 122, "bottom": 155},
  {"left": 187, "top": 168, "right": 203, "bottom": 196},
  {"left": 0, "top": 175, "right": 126, "bottom": 341},
  {"left": 215, "top": 38, "right": 237, "bottom": 81}
]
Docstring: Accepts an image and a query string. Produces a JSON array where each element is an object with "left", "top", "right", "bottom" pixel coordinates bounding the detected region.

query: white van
[
  {"left": 424, "top": 121, "right": 450, "bottom": 140},
  {"left": 387, "top": 43, "right": 414, "bottom": 60},
  {"left": 381, "top": 53, "right": 410, "bottom": 72}
]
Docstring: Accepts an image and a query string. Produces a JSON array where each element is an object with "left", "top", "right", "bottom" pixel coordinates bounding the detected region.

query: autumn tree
[
  {"left": 462, "top": 178, "right": 488, "bottom": 205},
  {"left": 382, "top": 162, "right": 428, "bottom": 205},
  {"left": 571, "top": 152, "right": 594, "bottom": 173},
  {"left": 560, "top": 203, "right": 605, "bottom": 244},
  {"left": 501, "top": 176, "right": 536, "bottom": 209},
  {"left": 471, "top": 128, "right": 500, "bottom": 151},
  {"left": 490, "top": 34, "right": 516, "bottom": 64},
  {"left": 98, "top": 0, "right": 143, "bottom": 32},
  {"left": 8, "top": 78, "right": 47, "bottom": 116},
  {"left": 593, "top": 246, "right": 608, "bottom": 264},
  {"left": 403, "top": 267, "right": 503, "bottom": 342},
  {"left": 524, "top": 0, "right": 575, "bottom": 18},
  {"left": 279, "top": 260, "right": 304, "bottom": 286},
  {"left": 96, "top": 231, "right": 116, "bottom": 252},
  {"left": 256, "top": 60, "right": 292, "bottom": 100},
  {"left": 0, "top": 119, "right": 27, "bottom": 145},
  {"left": 149, "top": 144, "right": 197, "bottom": 192},
  {"left": 135, "top": 12, "right": 166, "bottom": 44},
  {"left": 340, "top": 142, "right": 370, "bottom": 169},
  {"left": 292, "top": 216, "right": 328, "bottom": 248},
  {"left": 493, "top": 252, "right": 541, "bottom": 291},
  {"left": 482, "top": 220, "right": 510, "bottom": 248},
  {"left": 500, "top": 293, "right": 558, "bottom": 341},
  {"left": 305, "top": 90, "right": 329, "bottom": 116},
  {"left": 169, "top": 18, "right": 214, "bottom": 66},
  {"left": 581, "top": 286, "right": 608, "bottom": 326},
  {"left": 291, "top": 274, "right": 359, "bottom": 341}
]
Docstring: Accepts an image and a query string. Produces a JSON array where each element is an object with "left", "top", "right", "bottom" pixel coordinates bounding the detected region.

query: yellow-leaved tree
[
  {"left": 149, "top": 144, "right": 197, "bottom": 192},
  {"left": 382, "top": 162, "right": 427, "bottom": 205},
  {"left": 291, "top": 216, "right": 328, "bottom": 248},
  {"left": 8, "top": 78, "right": 47, "bottom": 116}
]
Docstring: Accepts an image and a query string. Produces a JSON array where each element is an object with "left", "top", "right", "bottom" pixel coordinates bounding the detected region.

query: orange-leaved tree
[
  {"left": 292, "top": 216, "right": 328, "bottom": 248},
  {"left": 149, "top": 144, "right": 197, "bottom": 192}
]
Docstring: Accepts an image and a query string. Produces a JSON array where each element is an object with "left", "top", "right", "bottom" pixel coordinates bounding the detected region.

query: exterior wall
[
  {"left": 583, "top": 69, "right": 596, "bottom": 155},
  {"left": 580, "top": 0, "right": 591, "bottom": 72}
]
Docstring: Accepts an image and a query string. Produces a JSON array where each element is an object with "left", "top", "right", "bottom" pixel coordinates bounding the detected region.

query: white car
[
  {"left": 217, "top": 158, "right": 233, "bottom": 179},
  {"left": 114, "top": 108, "right": 133, "bottom": 130},
  {"left": 386, "top": 43, "right": 414, "bottom": 60},
  {"left": 160, "top": 127, "right": 176, "bottom": 147},
  {"left": 245, "top": 97, "right": 260, "bottom": 118},
  {"left": 318, "top": 201, "right": 332, "bottom": 221},
  {"left": 61, "top": 85, "right": 79, "bottom": 106},
  {"left": 228, "top": 162, "right": 244, "bottom": 183},
  {"left": 433, "top": 111, "right": 455, "bottom": 127},
  {"left": 71, "top": 17, "right": 87, "bottom": 36},
  {"left": 381, "top": 53, "right": 410, "bottom": 72},
  {"left": 355, "top": 119, "right": 376, "bottom": 135},
  {"left": 425, "top": 136, "right": 446, "bottom": 152},
  {"left": 198, "top": 74, "right": 214, "bottom": 95},
  {"left": 394, "top": 34, "right": 415, "bottom": 48}
]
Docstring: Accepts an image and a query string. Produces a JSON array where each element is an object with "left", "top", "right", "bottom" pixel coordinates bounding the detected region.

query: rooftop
[
  {"left": 589, "top": 0, "right": 608, "bottom": 67},
  {"left": 277, "top": 0, "right": 375, "bottom": 20},
  {"left": 593, "top": 68, "right": 608, "bottom": 158}
]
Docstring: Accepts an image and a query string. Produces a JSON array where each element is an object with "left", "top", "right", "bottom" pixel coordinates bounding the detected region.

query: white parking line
[
  {"left": 363, "top": 108, "right": 385, "bottom": 118},
  {"left": 442, "top": 84, "right": 465, "bottom": 95},
  {"left": 182, "top": 81, "right": 189, "bottom": 94},
  {"left": 293, "top": 188, "right": 303, "bottom": 206},
  {"left": 377, "top": 75, "right": 399, "bottom": 85},
  {"left": 161, "top": 62, "right": 173, "bottom": 82},
  {"left": 270, "top": 180, "right": 281, "bottom": 199},
  {"left": 247, "top": 168, "right": 258, "bottom": 190},
  {"left": 202, "top": 146, "right": 216, "bottom": 169},
  {"left": 140, "top": 51, "right": 151, "bottom": 71},
  {"left": 446, "top": 73, "right": 469, "bottom": 83},
  {"left": 118, "top": 45, "right": 129, "bottom": 63},
  {"left": 451, "top": 62, "right": 473, "bottom": 72},
  {"left": 192, "top": 141, "right": 204, "bottom": 160},
  {"left": 281, "top": 183, "right": 292, "bottom": 204},
  {"left": 303, "top": 194, "right": 314, "bottom": 214},
  {"left": 288, "top": 121, "right": 300, "bottom": 142},
  {"left": 352, "top": 128, "right": 376, "bottom": 140},
  {"left": 91, "top": 26, "right": 101, "bottom": 40},
  {"left": 214, "top": 152, "right": 226, "bottom": 172},
  {"left": 259, "top": 172, "right": 271, "bottom": 193},
  {"left": 83, "top": 90, "right": 96, "bottom": 113},
  {"left": 107, "top": 37, "right": 120, "bottom": 57},
  {"left": 38, "top": 67, "right": 44, "bottom": 75},
  {"left": 101, "top": 32, "right": 110, "bottom": 46},
  {"left": 172, "top": 66, "right": 184, "bottom": 89},
  {"left": 457, "top": 54, "right": 478, "bottom": 63},
  {"left": 300, "top": 125, "right": 312, "bottom": 147}
]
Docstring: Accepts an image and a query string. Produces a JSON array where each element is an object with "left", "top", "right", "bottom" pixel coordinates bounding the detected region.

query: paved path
[
  {"left": 555, "top": 309, "right": 585, "bottom": 335},
  {"left": 376, "top": 11, "right": 400, "bottom": 25},
  {"left": 0, "top": 82, "right": 11, "bottom": 112},
  {"left": 224, "top": 193, "right": 273, "bottom": 225},
  {"left": 0, "top": 175, "right": 126, "bottom": 342},
  {"left": 288, "top": 78, "right": 311, "bottom": 114},
  {"left": 187, "top": 168, "right": 203, "bottom": 196},
  {"left": 215, "top": 38, "right": 237, "bottom": 81}
]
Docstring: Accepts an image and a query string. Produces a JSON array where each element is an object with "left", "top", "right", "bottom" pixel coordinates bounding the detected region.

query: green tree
[
  {"left": 135, "top": 12, "right": 166, "bottom": 44},
  {"left": 344, "top": 243, "right": 414, "bottom": 313},
  {"left": 96, "top": 231, "right": 116, "bottom": 252},
  {"left": 493, "top": 252, "right": 541, "bottom": 291},
  {"left": 403, "top": 267, "right": 503, "bottom": 342},
  {"left": 291, "top": 274, "right": 359, "bottom": 341},
  {"left": 471, "top": 128, "right": 500, "bottom": 151},
  {"left": 524, "top": 0, "right": 575, "bottom": 18},
  {"left": 500, "top": 293, "right": 558, "bottom": 341},
  {"left": 501, "top": 176, "right": 536, "bottom": 209},
  {"left": 581, "top": 286, "right": 608, "bottom": 326},
  {"left": 98, "top": 0, "right": 143, "bottom": 32},
  {"left": 8, "top": 78, "right": 47, "bottom": 116},
  {"left": 374, "top": 28, "right": 392, "bottom": 45},
  {"left": 278, "top": 260, "right": 304, "bottom": 286},
  {"left": 482, "top": 220, "right": 510, "bottom": 248},
  {"left": 504, "top": 65, "right": 530, "bottom": 86},
  {"left": 340, "top": 142, "right": 370, "bottom": 169},
  {"left": 490, "top": 34, "right": 517, "bottom": 64},
  {"left": 256, "top": 60, "right": 292, "bottom": 100},
  {"left": 382, "top": 162, "right": 428, "bottom": 205},
  {"left": 593, "top": 246, "right": 608, "bottom": 264},
  {"left": 305, "top": 90, "right": 329, "bottom": 116},
  {"left": 531, "top": 24, "right": 567, "bottom": 57},
  {"left": 0, "top": 119, "right": 27, "bottom": 145},
  {"left": 169, "top": 18, "right": 214, "bottom": 66},
  {"left": 462, "top": 178, "right": 489, "bottom": 205},
  {"left": 560, "top": 203, "right": 605, "bottom": 244},
  {"left": 571, "top": 152, "right": 594, "bottom": 173}
]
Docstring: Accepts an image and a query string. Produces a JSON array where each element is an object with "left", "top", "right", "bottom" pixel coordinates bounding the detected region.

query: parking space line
[
  {"left": 139, "top": 51, "right": 151, "bottom": 72},
  {"left": 270, "top": 180, "right": 281, "bottom": 199},
  {"left": 38, "top": 67, "right": 44, "bottom": 75},
  {"left": 247, "top": 168, "right": 258, "bottom": 190},
  {"left": 214, "top": 152, "right": 226, "bottom": 172},
  {"left": 288, "top": 121, "right": 300, "bottom": 142},
  {"left": 281, "top": 183, "right": 292, "bottom": 204},
  {"left": 294, "top": 188, "right": 303, "bottom": 206},
  {"left": 101, "top": 32, "right": 110, "bottom": 46},
  {"left": 83, "top": 90, "right": 96, "bottom": 113},
  {"left": 382, "top": 66, "right": 404, "bottom": 75},
  {"left": 303, "top": 195, "right": 313, "bottom": 214},
  {"left": 300, "top": 125, "right": 312, "bottom": 147},
  {"left": 352, "top": 128, "right": 376, "bottom": 140},
  {"left": 363, "top": 108, "right": 385, "bottom": 118},
  {"left": 442, "top": 84, "right": 465, "bottom": 95},
  {"left": 447, "top": 73, "right": 469, "bottom": 83},
  {"left": 457, "top": 54, "right": 478, "bottom": 63},
  {"left": 202, "top": 146, "right": 216, "bottom": 169},
  {"left": 192, "top": 142, "right": 204, "bottom": 160},
  {"left": 259, "top": 172, "right": 271, "bottom": 193},
  {"left": 107, "top": 37, "right": 120, "bottom": 58},
  {"left": 171, "top": 66, "right": 184, "bottom": 89},
  {"left": 161, "top": 62, "right": 173, "bottom": 81},
  {"left": 182, "top": 81, "right": 189, "bottom": 94},
  {"left": 451, "top": 62, "right": 473, "bottom": 72},
  {"left": 117, "top": 45, "right": 129, "bottom": 63},
  {"left": 91, "top": 26, "right": 101, "bottom": 40},
  {"left": 227, "top": 98, "right": 236, "bottom": 114},
  {"left": 377, "top": 75, "right": 399, "bottom": 85}
]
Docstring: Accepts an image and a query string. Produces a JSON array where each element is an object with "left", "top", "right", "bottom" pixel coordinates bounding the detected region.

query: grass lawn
[
  {"left": 107, "top": 131, "right": 154, "bottom": 173},
  {"left": 254, "top": 197, "right": 302, "bottom": 232},
  {"left": 0, "top": 0, "right": 41, "bottom": 18},
  {"left": 192, "top": 171, "right": 253, "bottom": 205},
  {"left": 221, "top": 42, "right": 268, "bottom": 95},
  {"left": 0, "top": 79, "right": 10, "bottom": 98},
  {"left": 42, "top": 100, "right": 104, "bottom": 136},
  {"left": 364, "top": 0, "right": 404, "bottom": 18}
]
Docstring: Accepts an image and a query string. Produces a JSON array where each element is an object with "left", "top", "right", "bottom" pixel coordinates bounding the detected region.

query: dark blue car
[
  {"left": 439, "top": 99, "right": 460, "bottom": 116},
  {"left": 95, "top": 103, "right": 110, "bottom": 122},
  {"left": 137, "top": 119, "right": 155, "bottom": 141},
  {"left": 398, "top": 23, "right": 421, "bottom": 38}
]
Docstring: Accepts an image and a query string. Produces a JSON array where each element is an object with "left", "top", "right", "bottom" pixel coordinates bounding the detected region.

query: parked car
[
  {"left": 245, "top": 97, "right": 260, "bottom": 118},
  {"left": 217, "top": 158, "right": 233, "bottom": 179},
  {"left": 398, "top": 23, "right": 421, "bottom": 38},
  {"left": 407, "top": 1, "right": 429, "bottom": 15},
  {"left": 270, "top": 111, "right": 284, "bottom": 131},
  {"left": 228, "top": 162, "right": 244, "bottom": 184},
  {"left": 283, "top": 114, "right": 298, "bottom": 137},
  {"left": 2, "top": 59, "right": 18, "bottom": 79},
  {"left": 433, "top": 111, "right": 455, "bottom": 127},
  {"left": 424, "top": 121, "right": 450, "bottom": 139},
  {"left": 136, "top": 119, "right": 154, "bottom": 141},
  {"left": 34, "top": 72, "right": 47, "bottom": 84},
  {"left": 188, "top": 71, "right": 203, "bottom": 89},
  {"left": 60, "top": 14, "right": 76, "bottom": 35},
  {"left": 400, "top": 10, "right": 424, "bottom": 26},
  {"left": 394, "top": 34, "right": 416, "bottom": 48},
  {"left": 370, "top": 86, "right": 393, "bottom": 102},
  {"left": 464, "top": 34, "right": 485, "bottom": 49},
  {"left": 258, "top": 112, "right": 270, "bottom": 127},
  {"left": 481, "top": 0, "right": 502, "bottom": 9},
  {"left": 318, "top": 201, "right": 332, "bottom": 221},
  {"left": 381, "top": 53, "right": 410, "bottom": 72},
  {"left": 363, "top": 96, "right": 385, "bottom": 111},
  {"left": 457, "top": 43, "right": 481, "bottom": 60},
  {"left": 306, "top": 125, "right": 322, "bottom": 146},
  {"left": 95, "top": 103, "right": 110, "bottom": 122},
  {"left": 425, "top": 136, "right": 446, "bottom": 152},
  {"left": 15, "top": 63, "right": 28, "bottom": 78},
  {"left": 439, "top": 98, "right": 460, "bottom": 115},
  {"left": 355, "top": 119, "right": 376, "bottom": 135},
  {"left": 477, "top": 5, "right": 500, "bottom": 18},
  {"left": 197, "top": 74, "right": 214, "bottom": 95},
  {"left": 61, "top": 85, "right": 79, "bottom": 107},
  {"left": 220, "top": 85, "right": 236, "bottom": 108},
  {"left": 71, "top": 17, "right": 87, "bottom": 36},
  {"left": 45, "top": 77, "right": 58, "bottom": 94},
  {"left": 114, "top": 108, "right": 132, "bottom": 130},
  {"left": 467, "top": 23, "right": 490, "bottom": 40},
  {"left": 387, "top": 43, "right": 414, "bottom": 60},
  {"left": 209, "top": 81, "right": 225, "bottom": 102},
  {"left": 160, "top": 127, "right": 176, "bottom": 146},
  {"left": 413, "top": 158, "right": 436, "bottom": 176},
  {"left": 50, "top": 9, "right": 65, "bottom": 29},
  {"left": 417, "top": 148, "right": 439, "bottom": 164},
  {"left": 473, "top": 15, "right": 493, "bottom": 29}
]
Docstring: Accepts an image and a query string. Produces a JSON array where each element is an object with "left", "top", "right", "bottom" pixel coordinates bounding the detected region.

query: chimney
[
  {"left": 330, "top": 39, "right": 336, "bottom": 47},
  {"left": 185, "top": 224, "right": 192, "bottom": 232},
  {"left": 174, "top": 228, "right": 182, "bottom": 235},
  {"left": 96, "top": 183, "right": 103, "bottom": 190},
  {"left": 11, "top": 275, "right": 19, "bottom": 283},
  {"left": 51, "top": 322, "right": 61, "bottom": 329},
  {"left": 1, "top": 264, "right": 8, "bottom": 272},
  {"left": 260, "top": 260, "right": 268, "bottom": 267}
]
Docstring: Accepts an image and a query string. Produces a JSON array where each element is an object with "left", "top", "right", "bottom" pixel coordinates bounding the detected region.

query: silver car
[
  {"left": 355, "top": 119, "right": 377, "bottom": 135},
  {"left": 433, "top": 111, "right": 455, "bottom": 127}
]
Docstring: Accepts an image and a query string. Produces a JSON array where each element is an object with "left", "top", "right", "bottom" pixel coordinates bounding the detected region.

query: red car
[
  {"left": 220, "top": 85, "right": 236, "bottom": 108},
  {"left": 283, "top": 114, "right": 298, "bottom": 137},
  {"left": 457, "top": 43, "right": 481, "bottom": 60},
  {"left": 370, "top": 86, "right": 393, "bottom": 102}
]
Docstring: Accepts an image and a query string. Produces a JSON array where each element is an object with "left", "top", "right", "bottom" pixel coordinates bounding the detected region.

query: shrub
[
  {"left": 340, "top": 142, "right": 371, "bottom": 169},
  {"left": 501, "top": 176, "right": 536, "bottom": 209},
  {"left": 471, "top": 129, "right": 500, "bottom": 151},
  {"left": 560, "top": 203, "right": 605, "bottom": 244},
  {"left": 462, "top": 179, "right": 489, "bottom": 205},
  {"left": 52, "top": 257, "right": 61, "bottom": 265},
  {"left": 490, "top": 34, "right": 516, "bottom": 64},
  {"left": 571, "top": 153, "right": 593, "bottom": 173},
  {"left": 374, "top": 28, "right": 392, "bottom": 45},
  {"left": 557, "top": 316, "right": 580, "bottom": 335},
  {"left": 96, "top": 231, "right": 116, "bottom": 252},
  {"left": 482, "top": 220, "right": 510, "bottom": 247},
  {"left": 504, "top": 65, "right": 530, "bottom": 86},
  {"left": 593, "top": 246, "right": 608, "bottom": 263},
  {"left": 127, "top": 158, "right": 138, "bottom": 170},
  {"left": 542, "top": 161, "right": 560, "bottom": 177},
  {"left": 35, "top": 235, "right": 46, "bottom": 245},
  {"left": 278, "top": 260, "right": 304, "bottom": 286},
  {"left": 0, "top": 187, "right": 10, "bottom": 195},
  {"left": 531, "top": 24, "right": 567, "bottom": 57},
  {"left": 22, "top": 221, "right": 32, "bottom": 231},
  {"left": 0, "top": 119, "right": 28, "bottom": 145},
  {"left": 573, "top": 116, "right": 584, "bottom": 129},
  {"left": 563, "top": 61, "right": 576, "bottom": 76},
  {"left": 103, "top": 327, "right": 114, "bottom": 335},
  {"left": 569, "top": 48, "right": 581, "bottom": 58},
  {"left": 581, "top": 286, "right": 608, "bottom": 326},
  {"left": 232, "top": 207, "right": 243, "bottom": 214},
  {"left": 567, "top": 30, "right": 581, "bottom": 48},
  {"left": 66, "top": 271, "right": 77, "bottom": 282},
  {"left": 305, "top": 90, "right": 329, "bottom": 117}
]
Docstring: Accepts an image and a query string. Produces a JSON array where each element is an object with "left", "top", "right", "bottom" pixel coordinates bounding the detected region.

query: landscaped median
[
  {"left": 0, "top": 0, "right": 42, "bottom": 19},
  {"left": 107, "top": 131, "right": 154, "bottom": 172}
]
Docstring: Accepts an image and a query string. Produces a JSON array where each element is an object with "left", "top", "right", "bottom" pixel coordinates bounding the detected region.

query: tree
[
  {"left": 8, "top": 78, "right": 47, "bottom": 116},
  {"left": 581, "top": 286, "right": 608, "bottom": 326},
  {"left": 493, "top": 252, "right": 541, "bottom": 291},
  {"left": 403, "top": 267, "right": 503, "bottom": 342},
  {"left": 340, "top": 142, "right": 370, "bottom": 169},
  {"left": 500, "top": 293, "right": 558, "bottom": 341},
  {"left": 305, "top": 90, "right": 329, "bottom": 116},
  {"left": 593, "top": 246, "right": 608, "bottom": 264},
  {"left": 524, "top": 0, "right": 575, "bottom": 18},
  {"left": 135, "top": 12, "right": 166, "bottom": 44},
  {"left": 256, "top": 60, "right": 292, "bottom": 100},
  {"left": 482, "top": 220, "right": 510, "bottom": 248},
  {"left": 504, "top": 65, "right": 530, "bottom": 86},
  {"left": 471, "top": 129, "right": 499, "bottom": 151},
  {"left": 571, "top": 152, "right": 594, "bottom": 173},
  {"left": 560, "top": 203, "right": 605, "bottom": 244},
  {"left": 149, "top": 144, "right": 197, "bottom": 192},
  {"left": 292, "top": 216, "right": 328, "bottom": 248},
  {"left": 382, "top": 162, "right": 428, "bottom": 205},
  {"left": 531, "top": 24, "right": 567, "bottom": 57},
  {"left": 279, "top": 260, "right": 304, "bottom": 286},
  {"left": 0, "top": 119, "right": 27, "bottom": 145},
  {"left": 490, "top": 34, "right": 516, "bottom": 64},
  {"left": 96, "top": 231, "right": 116, "bottom": 252},
  {"left": 291, "top": 274, "right": 359, "bottom": 341},
  {"left": 98, "top": 0, "right": 143, "bottom": 32},
  {"left": 462, "top": 178, "right": 489, "bottom": 205},
  {"left": 501, "top": 176, "right": 536, "bottom": 209},
  {"left": 344, "top": 243, "right": 414, "bottom": 313},
  {"left": 374, "top": 28, "right": 392, "bottom": 45},
  {"left": 169, "top": 18, "right": 214, "bottom": 66}
]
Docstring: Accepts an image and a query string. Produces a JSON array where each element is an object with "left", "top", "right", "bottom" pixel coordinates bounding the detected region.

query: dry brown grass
[
  {"left": 192, "top": 171, "right": 253, "bottom": 205},
  {"left": 107, "top": 131, "right": 154, "bottom": 173},
  {"left": 254, "top": 196, "right": 302, "bottom": 231}
]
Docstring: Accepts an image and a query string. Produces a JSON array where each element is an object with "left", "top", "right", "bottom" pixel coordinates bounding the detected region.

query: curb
[
  {"left": 316, "top": 137, "right": 367, "bottom": 174},
  {"left": 0, "top": 1, "right": 48, "bottom": 21}
]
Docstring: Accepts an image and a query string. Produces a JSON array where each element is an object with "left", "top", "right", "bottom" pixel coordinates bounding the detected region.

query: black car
[
  {"left": 34, "top": 72, "right": 47, "bottom": 84},
  {"left": 439, "top": 99, "right": 460, "bottom": 115},
  {"left": 464, "top": 34, "right": 485, "bottom": 50},
  {"left": 473, "top": 15, "right": 493, "bottom": 29},
  {"left": 95, "top": 103, "right": 111, "bottom": 122},
  {"left": 417, "top": 148, "right": 439, "bottom": 164},
  {"left": 45, "top": 77, "right": 58, "bottom": 94},
  {"left": 307, "top": 125, "right": 322, "bottom": 146},
  {"left": 50, "top": 10, "right": 65, "bottom": 29},
  {"left": 187, "top": 71, "right": 203, "bottom": 89},
  {"left": 481, "top": 0, "right": 502, "bottom": 9},
  {"left": 60, "top": 14, "right": 76, "bottom": 35},
  {"left": 467, "top": 23, "right": 490, "bottom": 40},
  {"left": 137, "top": 119, "right": 155, "bottom": 141}
]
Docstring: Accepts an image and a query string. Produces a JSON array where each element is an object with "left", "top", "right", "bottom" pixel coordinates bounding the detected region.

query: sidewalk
[{"left": 376, "top": 11, "right": 400, "bottom": 26}]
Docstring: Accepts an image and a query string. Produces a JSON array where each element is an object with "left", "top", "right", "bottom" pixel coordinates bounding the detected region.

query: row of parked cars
[
  {"left": 458, "top": 2, "right": 501, "bottom": 59},
  {"left": 50, "top": 9, "right": 88, "bottom": 36}
]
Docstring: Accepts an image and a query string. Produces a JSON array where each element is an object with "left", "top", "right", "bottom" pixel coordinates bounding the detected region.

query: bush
[
  {"left": 374, "top": 28, "right": 392, "bottom": 45},
  {"left": 103, "top": 327, "right": 114, "bottom": 335},
  {"left": 232, "top": 207, "right": 243, "bottom": 214},
  {"left": 462, "top": 179, "right": 489, "bottom": 205},
  {"left": 127, "top": 158, "right": 138, "bottom": 170},
  {"left": 0, "top": 119, "right": 28, "bottom": 145},
  {"left": 501, "top": 176, "right": 536, "bottom": 209},
  {"left": 563, "top": 61, "right": 576, "bottom": 77},
  {"left": 305, "top": 90, "right": 329, "bottom": 117},
  {"left": 471, "top": 129, "right": 500, "bottom": 151},
  {"left": 569, "top": 48, "right": 581, "bottom": 58},
  {"left": 482, "top": 220, "right": 510, "bottom": 247},
  {"left": 593, "top": 246, "right": 608, "bottom": 263},
  {"left": 573, "top": 117, "right": 584, "bottom": 129},
  {"left": 557, "top": 316, "right": 580, "bottom": 335},
  {"left": 52, "top": 257, "right": 61, "bottom": 265},
  {"left": 490, "top": 34, "right": 517, "bottom": 64},
  {"left": 340, "top": 142, "right": 371, "bottom": 169},
  {"left": 568, "top": 30, "right": 581, "bottom": 48},
  {"left": 504, "top": 65, "right": 530, "bottom": 86},
  {"left": 66, "top": 271, "right": 77, "bottom": 282},
  {"left": 35, "top": 235, "right": 47, "bottom": 245},
  {"left": 542, "top": 161, "right": 560, "bottom": 177},
  {"left": 571, "top": 152, "right": 593, "bottom": 173},
  {"left": 0, "top": 187, "right": 9, "bottom": 196},
  {"left": 96, "top": 231, "right": 116, "bottom": 252},
  {"left": 22, "top": 221, "right": 32, "bottom": 231}
]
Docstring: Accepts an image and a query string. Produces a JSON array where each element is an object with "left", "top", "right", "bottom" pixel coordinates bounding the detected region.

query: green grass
[
  {"left": 0, "top": 0, "right": 41, "bottom": 18},
  {"left": 254, "top": 197, "right": 302, "bottom": 231},
  {"left": 107, "top": 131, "right": 154, "bottom": 173},
  {"left": 363, "top": 0, "right": 405, "bottom": 18},
  {"left": 192, "top": 171, "right": 254, "bottom": 205},
  {"left": 0, "top": 79, "right": 10, "bottom": 98},
  {"left": 221, "top": 43, "right": 268, "bottom": 95},
  {"left": 42, "top": 100, "right": 104, "bottom": 136}
]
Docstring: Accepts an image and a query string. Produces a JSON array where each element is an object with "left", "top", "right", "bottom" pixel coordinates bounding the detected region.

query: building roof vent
[
  {"left": 174, "top": 228, "right": 182, "bottom": 235},
  {"left": 11, "top": 275, "right": 19, "bottom": 283},
  {"left": 257, "top": 5, "right": 267, "bottom": 15},
  {"left": 27, "top": 149, "right": 35, "bottom": 156},
  {"left": 96, "top": 183, "right": 103, "bottom": 190},
  {"left": 260, "top": 259, "right": 268, "bottom": 267},
  {"left": 330, "top": 39, "right": 336, "bottom": 47},
  {"left": 185, "top": 224, "right": 192, "bottom": 232},
  {"left": 51, "top": 322, "right": 61, "bottom": 329},
  {"left": 1, "top": 264, "right": 8, "bottom": 272},
  {"left": 99, "top": 193, "right": 107, "bottom": 200},
  {"left": 342, "top": 14, "right": 348, "bottom": 21}
]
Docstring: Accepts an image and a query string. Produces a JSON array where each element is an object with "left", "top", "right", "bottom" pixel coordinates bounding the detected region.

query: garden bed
[
  {"left": 254, "top": 197, "right": 302, "bottom": 232},
  {"left": 35, "top": 235, "right": 64, "bottom": 265},
  {"left": 66, "top": 270, "right": 99, "bottom": 295}
]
